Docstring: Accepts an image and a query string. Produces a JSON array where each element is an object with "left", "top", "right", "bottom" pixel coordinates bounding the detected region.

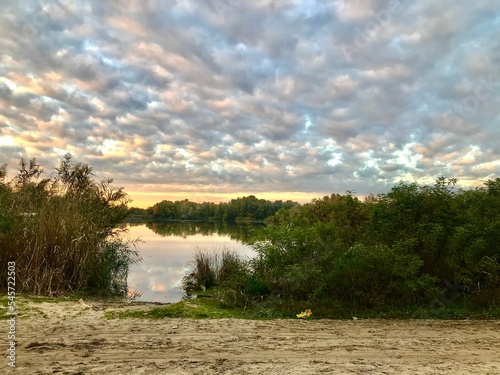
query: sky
[{"left": 0, "top": 0, "right": 499, "bottom": 208}]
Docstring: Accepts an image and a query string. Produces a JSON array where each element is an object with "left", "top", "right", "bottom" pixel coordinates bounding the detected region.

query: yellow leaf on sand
[{"left": 296, "top": 309, "right": 312, "bottom": 319}]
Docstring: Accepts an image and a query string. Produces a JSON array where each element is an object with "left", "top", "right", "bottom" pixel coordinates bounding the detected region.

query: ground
[{"left": 3, "top": 300, "right": 500, "bottom": 374}]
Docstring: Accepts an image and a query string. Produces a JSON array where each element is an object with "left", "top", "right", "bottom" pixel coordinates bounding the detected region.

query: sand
[{"left": 3, "top": 300, "right": 500, "bottom": 374}]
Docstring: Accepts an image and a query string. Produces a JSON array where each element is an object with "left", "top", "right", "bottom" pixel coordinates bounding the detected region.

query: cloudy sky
[{"left": 1, "top": 0, "right": 499, "bottom": 207}]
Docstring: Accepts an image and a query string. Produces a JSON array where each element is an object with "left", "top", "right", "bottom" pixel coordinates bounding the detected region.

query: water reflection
[
  {"left": 128, "top": 220, "right": 263, "bottom": 243},
  {"left": 126, "top": 222, "right": 257, "bottom": 303}
]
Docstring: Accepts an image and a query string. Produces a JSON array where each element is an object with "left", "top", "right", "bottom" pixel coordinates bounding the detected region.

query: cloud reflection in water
[{"left": 126, "top": 224, "right": 255, "bottom": 303}]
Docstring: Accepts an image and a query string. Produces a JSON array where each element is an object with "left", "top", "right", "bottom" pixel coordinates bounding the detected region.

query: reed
[
  {"left": 0, "top": 155, "right": 140, "bottom": 296},
  {"left": 182, "top": 247, "right": 246, "bottom": 293}
]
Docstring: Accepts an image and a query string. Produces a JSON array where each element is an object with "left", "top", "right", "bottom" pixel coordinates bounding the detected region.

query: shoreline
[{"left": 3, "top": 299, "right": 500, "bottom": 374}]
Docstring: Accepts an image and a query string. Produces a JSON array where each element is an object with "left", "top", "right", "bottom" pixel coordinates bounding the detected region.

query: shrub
[
  {"left": 327, "top": 243, "right": 438, "bottom": 308},
  {"left": 246, "top": 178, "right": 500, "bottom": 313}
]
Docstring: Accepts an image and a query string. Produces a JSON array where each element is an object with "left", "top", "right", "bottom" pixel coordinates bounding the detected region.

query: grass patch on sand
[
  {"left": 105, "top": 294, "right": 252, "bottom": 320},
  {"left": 0, "top": 294, "right": 129, "bottom": 319},
  {"left": 104, "top": 293, "right": 500, "bottom": 321},
  {"left": 0, "top": 295, "right": 52, "bottom": 319}
]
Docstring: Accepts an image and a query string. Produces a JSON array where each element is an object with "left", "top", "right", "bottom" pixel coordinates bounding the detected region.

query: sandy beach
[{"left": 3, "top": 300, "right": 500, "bottom": 374}]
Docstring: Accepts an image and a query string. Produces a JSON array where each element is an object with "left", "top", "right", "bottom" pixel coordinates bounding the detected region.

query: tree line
[{"left": 128, "top": 195, "right": 299, "bottom": 222}]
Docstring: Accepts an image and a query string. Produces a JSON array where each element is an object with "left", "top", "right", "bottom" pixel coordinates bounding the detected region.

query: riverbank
[{"left": 3, "top": 298, "right": 500, "bottom": 374}]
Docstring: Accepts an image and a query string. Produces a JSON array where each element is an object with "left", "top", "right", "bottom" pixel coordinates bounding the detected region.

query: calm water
[{"left": 125, "top": 222, "right": 258, "bottom": 303}]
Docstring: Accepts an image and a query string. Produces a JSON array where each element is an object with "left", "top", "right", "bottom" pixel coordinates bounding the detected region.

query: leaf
[{"left": 296, "top": 309, "right": 312, "bottom": 319}]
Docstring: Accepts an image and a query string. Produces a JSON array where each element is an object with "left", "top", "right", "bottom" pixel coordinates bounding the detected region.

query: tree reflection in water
[{"left": 128, "top": 221, "right": 263, "bottom": 244}]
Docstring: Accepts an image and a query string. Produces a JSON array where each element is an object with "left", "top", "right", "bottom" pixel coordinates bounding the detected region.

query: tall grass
[
  {"left": 182, "top": 247, "right": 271, "bottom": 308},
  {"left": 182, "top": 247, "right": 247, "bottom": 294},
  {"left": 0, "top": 155, "right": 140, "bottom": 296}
]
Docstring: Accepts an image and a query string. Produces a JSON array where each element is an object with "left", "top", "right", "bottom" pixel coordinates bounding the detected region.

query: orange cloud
[{"left": 151, "top": 283, "right": 166, "bottom": 292}]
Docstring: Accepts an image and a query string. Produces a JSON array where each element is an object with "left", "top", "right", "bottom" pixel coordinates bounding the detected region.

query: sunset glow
[{"left": 1, "top": 1, "right": 499, "bottom": 207}]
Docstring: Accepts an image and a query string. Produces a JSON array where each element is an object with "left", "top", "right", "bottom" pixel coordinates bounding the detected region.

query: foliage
[
  {"left": 130, "top": 195, "right": 298, "bottom": 222},
  {"left": 182, "top": 178, "right": 500, "bottom": 316},
  {"left": 0, "top": 154, "right": 140, "bottom": 296}
]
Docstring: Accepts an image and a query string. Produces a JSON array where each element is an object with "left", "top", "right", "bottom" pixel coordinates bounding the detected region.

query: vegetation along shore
[{"left": 1, "top": 156, "right": 500, "bottom": 319}]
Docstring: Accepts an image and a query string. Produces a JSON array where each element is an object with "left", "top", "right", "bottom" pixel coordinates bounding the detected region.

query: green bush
[
  {"left": 327, "top": 243, "right": 438, "bottom": 308},
  {"left": 238, "top": 178, "right": 500, "bottom": 314}
]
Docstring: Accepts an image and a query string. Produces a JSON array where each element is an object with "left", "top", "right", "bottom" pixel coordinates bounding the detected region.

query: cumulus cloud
[{"left": 0, "top": 0, "right": 499, "bottom": 205}]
